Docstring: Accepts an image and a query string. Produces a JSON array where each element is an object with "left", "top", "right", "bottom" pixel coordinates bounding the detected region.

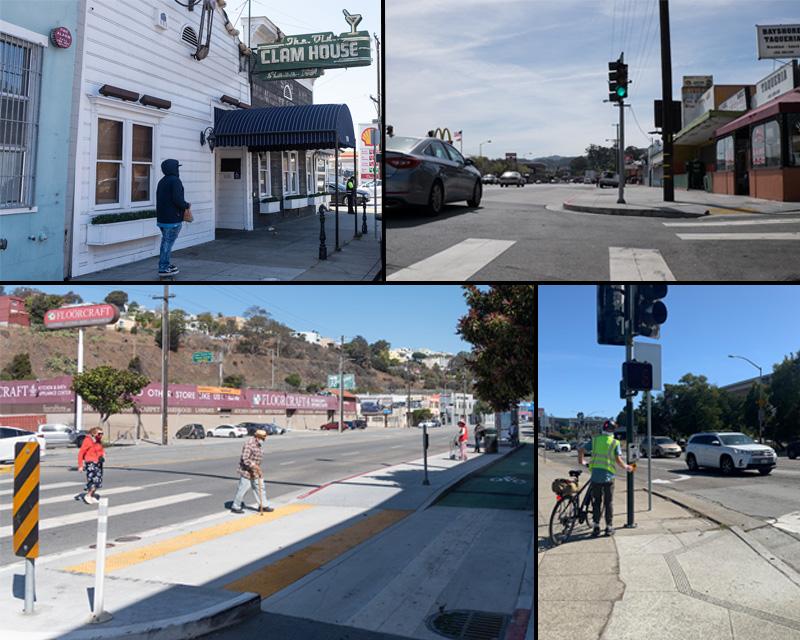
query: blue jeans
[
  {"left": 232, "top": 476, "right": 271, "bottom": 510},
  {"left": 158, "top": 223, "right": 182, "bottom": 272}
]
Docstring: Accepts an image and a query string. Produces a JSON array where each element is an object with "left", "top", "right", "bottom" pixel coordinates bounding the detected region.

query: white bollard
[{"left": 90, "top": 498, "right": 112, "bottom": 623}]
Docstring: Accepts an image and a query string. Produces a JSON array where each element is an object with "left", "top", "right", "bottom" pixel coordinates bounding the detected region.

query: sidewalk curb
[
  {"left": 505, "top": 532, "right": 534, "bottom": 640},
  {"left": 562, "top": 200, "right": 707, "bottom": 219},
  {"left": 650, "top": 488, "right": 800, "bottom": 590},
  {"left": 8, "top": 590, "right": 261, "bottom": 640}
]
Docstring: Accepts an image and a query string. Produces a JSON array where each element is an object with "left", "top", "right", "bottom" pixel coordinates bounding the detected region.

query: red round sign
[{"left": 50, "top": 27, "right": 72, "bottom": 49}]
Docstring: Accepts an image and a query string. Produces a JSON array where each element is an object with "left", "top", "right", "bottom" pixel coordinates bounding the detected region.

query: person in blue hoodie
[{"left": 155, "top": 159, "right": 191, "bottom": 277}]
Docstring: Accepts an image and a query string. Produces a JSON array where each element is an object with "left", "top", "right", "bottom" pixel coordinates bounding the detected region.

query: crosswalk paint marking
[
  {"left": 609, "top": 247, "right": 676, "bottom": 281},
  {"left": 0, "top": 478, "right": 190, "bottom": 511},
  {"left": 387, "top": 239, "right": 516, "bottom": 281},
  {"left": 279, "top": 460, "right": 296, "bottom": 466},
  {"left": 0, "top": 481, "right": 80, "bottom": 497},
  {"left": 676, "top": 233, "right": 800, "bottom": 240},
  {"left": 0, "top": 492, "right": 209, "bottom": 538},
  {"left": 664, "top": 218, "right": 800, "bottom": 227}
]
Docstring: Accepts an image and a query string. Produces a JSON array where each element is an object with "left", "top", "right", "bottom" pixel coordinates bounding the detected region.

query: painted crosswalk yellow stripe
[
  {"left": 224, "top": 509, "right": 412, "bottom": 599},
  {"left": 64, "top": 503, "right": 314, "bottom": 574}
]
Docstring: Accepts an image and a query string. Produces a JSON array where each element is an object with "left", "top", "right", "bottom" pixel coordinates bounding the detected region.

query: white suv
[{"left": 685, "top": 432, "right": 776, "bottom": 475}]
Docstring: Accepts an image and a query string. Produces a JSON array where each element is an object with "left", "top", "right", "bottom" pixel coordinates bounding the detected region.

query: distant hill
[{"left": 527, "top": 156, "right": 578, "bottom": 169}]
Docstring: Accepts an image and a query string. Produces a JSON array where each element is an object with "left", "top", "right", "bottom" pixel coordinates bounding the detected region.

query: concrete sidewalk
[
  {"left": 562, "top": 185, "right": 800, "bottom": 219},
  {"left": 537, "top": 452, "right": 800, "bottom": 640},
  {"left": 1, "top": 442, "right": 531, "bottom": 639},
  {"left": 74, "top": 208, "right": 382, "bottom": 282}
]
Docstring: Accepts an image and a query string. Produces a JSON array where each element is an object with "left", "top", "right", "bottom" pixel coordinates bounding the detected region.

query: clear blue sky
[
  {"left": 539, "top": 285, "right": 800, "bottom": 419},
  {"left": 10, "top": 285, "right": 472, "bottom": 354},
  {"left": 388, "top": 0, "right": 798, "bottom": 156}
]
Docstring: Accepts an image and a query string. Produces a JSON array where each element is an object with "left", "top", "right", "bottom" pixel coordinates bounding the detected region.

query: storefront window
[
  {"left": 131, "top": 124, "right": 152, "bottom": 202},
  {"left": 96, "top": 118, "right": 122, "bottom": 204},
  {"left": 752, "top": 120, "right": 781, "bottom": 168},
  {"left": 258, "top": 152, "right": 271, "bottom": 197},
  {"left": 788, "top": 114, "right": 800, "bottom": 167},
  {"left": 306, "top": 155, "right": 314, "bottom": 194},
  {"left": 316, "top": 156, "right": 327, "bottom": 192},
  {"left": 715, "top": 136, "right": 734, "bottom": 171},
  {"left": 282, "top": 151, "right": 298, "bottom": 194}
]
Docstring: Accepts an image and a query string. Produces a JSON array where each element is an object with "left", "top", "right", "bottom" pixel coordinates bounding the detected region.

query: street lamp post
[
  {"left": 479, "top": 139, "right": 492, "bottom": 158},
  {"left": 728, "top": 354, "right": 764, "bottom": 443}
]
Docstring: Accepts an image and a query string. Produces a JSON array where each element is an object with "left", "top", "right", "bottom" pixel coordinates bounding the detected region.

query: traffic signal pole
[
  {"left": 618, "top": 55, "right": 626, "bottom": 205},
  {"left": 659, "top": 0, "right": 675, "bottom": 202},
  {"left": 624, "top": 285, "right": 636, "bottom": 529}
]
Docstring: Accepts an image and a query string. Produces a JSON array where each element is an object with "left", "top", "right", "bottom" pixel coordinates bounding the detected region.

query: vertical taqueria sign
[{"left": 44, "top": 304, "right": 120, "bottom": 431}]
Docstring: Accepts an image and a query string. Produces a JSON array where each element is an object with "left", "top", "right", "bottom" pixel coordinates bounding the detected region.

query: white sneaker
[{"left": 90, "top": 494, "right": 100, "bottom": 504}]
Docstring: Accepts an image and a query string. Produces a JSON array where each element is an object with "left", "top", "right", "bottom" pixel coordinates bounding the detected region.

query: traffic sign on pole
[
  {"left": 14, "top": 441, "right": 40, "bottom": 615},
  {"left": 192, "top": 351, "right": 214, "bottom": 363}
]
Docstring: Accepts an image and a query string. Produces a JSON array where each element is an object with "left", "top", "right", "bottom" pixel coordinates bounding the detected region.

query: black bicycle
[{"left": 548, "top": 469, "right": 593, "bottom": 546}]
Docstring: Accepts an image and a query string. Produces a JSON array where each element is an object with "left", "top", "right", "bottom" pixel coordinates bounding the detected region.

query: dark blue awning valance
[{"left": 214, "top": 104, "right": 356, "bottom": 150}]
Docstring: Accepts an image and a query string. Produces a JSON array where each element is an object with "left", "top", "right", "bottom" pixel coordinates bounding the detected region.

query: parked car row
[
  {"left": 319, "top": 420, "right": 367, "bottom": 431},
  {"left": 175, "top": 422, "right": 287, "bottom": 439},
  {"left": 417, "top": 419, "right": 442, "bottom": 428}
]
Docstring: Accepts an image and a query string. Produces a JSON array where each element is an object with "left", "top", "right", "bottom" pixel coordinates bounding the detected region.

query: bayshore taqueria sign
[{"left": 252, "top": 9, "right": 372, "bottom": 80}]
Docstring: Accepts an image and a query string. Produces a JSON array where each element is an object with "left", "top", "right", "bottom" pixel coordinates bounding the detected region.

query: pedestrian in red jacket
[
  {"left": 457, "top": 419, "right": 468, "bottom": 461},
  {"left": 75, "top": 427, "right": 106, "bottom": 505}
]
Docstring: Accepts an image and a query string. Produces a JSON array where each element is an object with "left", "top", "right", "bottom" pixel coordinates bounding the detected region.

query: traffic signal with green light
[
  {"left": 632, "top": 285, "right": 668, "bottom": 338},
  {"left": 608, "top": 58, "right": 629, "bottom": 102}
]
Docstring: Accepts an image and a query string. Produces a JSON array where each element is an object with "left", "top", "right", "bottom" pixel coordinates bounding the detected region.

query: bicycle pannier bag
[{"left": 551, "top": 478, "right": 578, "bottom": 496}]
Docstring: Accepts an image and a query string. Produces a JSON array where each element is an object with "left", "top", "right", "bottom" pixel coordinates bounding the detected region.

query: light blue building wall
[{"left": 0, "top": 1, "right": 83, "bottom": 280}]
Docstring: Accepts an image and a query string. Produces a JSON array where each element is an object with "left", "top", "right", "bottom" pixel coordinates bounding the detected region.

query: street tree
[
  {"left": 285, "top": 373, "right": 302, "bottom": 389},
  {"left": 344, "top": 336, "right": 370, "bottom": 367},
  {"left": 668, "top": 374, "right": 724, "bottom": 437},
  {"left": 569, "top": 156, "right": 589, "bottom": 174},
  {"left": 127, "top": 356, "right": 145, "bottom": 376},
  {"left": 104, "top": 290, "right": 129, "bottom": 310},
  {"left": 223, "top": 374, "right": 246, "bottom": 389},
  {"left": 24, "top": 293, "right": 67, "bottom": 327},
  {"left": 61, "top": 291, "right": 83, "bottom": 305},
  {"left": 71, "top": 366, "right": 149, "bottom": 426},
  {"left": 457, "top": 285, "right": 535, "bottom": 411},
  {"left": 1, "top": 353, "right": 35, "bottom": 379},
  {"left": 768, "top": 352, "right": 800, "bottom": 445}
]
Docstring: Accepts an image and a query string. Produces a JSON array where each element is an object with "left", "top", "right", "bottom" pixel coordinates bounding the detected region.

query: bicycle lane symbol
[{"left": 490, "top": 475, "right": 526, "bottom": 485}]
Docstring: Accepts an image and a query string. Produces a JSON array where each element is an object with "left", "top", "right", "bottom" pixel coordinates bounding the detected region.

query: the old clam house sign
[{"left": 252, "top": 9, "right": 372, "bottom": 80}]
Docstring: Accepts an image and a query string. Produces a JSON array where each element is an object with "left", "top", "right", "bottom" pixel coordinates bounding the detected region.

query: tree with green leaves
[
  {"left": 369, "top": 340, "right": 392, "bottom": 372},
  {"left": 285, "top": 373, "right": 302, "bottom": 389},
  {"left": 71, "top": 366, "right": 149, "bottom": 425},
  {"left": 24, "top": 293, "right": 67, "bottom": 327},
  {"left": 61, "top": 291, "right": 83, "bottom": 305},
  {"left": 127, "top": 356, "right": 144, "bottom": 376},
  {"left": 236, "top": 313, "right": 272, "bottom": 355},
  {"left": 457, "top": 285, "right": 535, "bottom": 411},
  {"left": 305, "top": 382, "right": 321, "bottom": 394},
  {"left": 411, "top": 408, "right": 433, "bottom": 426},
  {"left": 411, "top": 351, "right": 427, "bottom": 363},
  {"left": 768, "top": 352, "right": 800, "bottom": 446},
  {"left": 104, "top": 290, "right": 128, "bottom": 310},
  {"left": 154, "top": 310, "right": 186, "bottom": 352},
  {"left": 195, "top": 312, "right": 217, "bottom": 335},
  {"left": 1, "top": 353, "right": 34, "bottom": 379},
  {"left": 344, "top": 336, "right": 370, "bottom": 367},
  {"left": 223, "top": 374, "right": 246, "bottom": 389}
]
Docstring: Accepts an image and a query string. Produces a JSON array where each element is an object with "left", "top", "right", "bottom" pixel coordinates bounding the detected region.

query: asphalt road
[
  {"left": 542, "top": 447, "right": 800, "bottom": 573},
  {"left": 0, "top": 427, "right": 457, "bottom": 567},
  {"left": 386, "top": 184, "right": 800, "bottom": 280}
]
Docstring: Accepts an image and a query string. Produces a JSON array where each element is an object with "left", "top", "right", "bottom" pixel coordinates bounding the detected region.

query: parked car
[
  {"left": 786, "top": 440, "right": 800, "bottom": 460},
  {"left": 577, "top": 440, "right": 592, "bottom": 456},
  {"left": 70, "top": 430, "right": 91, "bottom": 447},
  {"left": 320, "top": 421, "right": 344, "bottom": 431},
  {"left": 175, "top": 424, "right": 206, "bottom": 439},
  {"left": 0, "top": 426, "right": 47, "bottom": 463},
  {"left": 326, "top": 182, "right": 370, "bottom": 207},
  {"left": 36, "top": 423, "right": 74, "bottom": 448},
  {"left": 597, "top": 172, "right": 620, "bottom": 188},
  {"left": 236, "top": 422, "right": 266, "bottom": 436},
  {"left": 207, "top": 424, "right": 247, "bottom": 438},
  {"left": 385, "top": 135, "right": 483, "bottom": 215},
  {"left": 262, "top": 423, "right": 287, "bottom": 435},
  {"left": 481, "top": 174, "right": 498, "bottom": 184},
  {"left": 639, "top": 436, "right": 682, "bottom": 458},
  {"left": 498, "top": 171, "right": 525, "bottom": 187},
  {"left": 685, "top": 432, "right": 777, "bottom": 475},
  {"left": 554, "top": 441, "right": 571, "bottom": 452},
  {"left": 676, "top": 438, "right": 688, "bottom": 451}
]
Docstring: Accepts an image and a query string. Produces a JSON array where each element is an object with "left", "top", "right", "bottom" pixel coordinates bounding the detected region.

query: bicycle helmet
[{"left": 602, "top": 419, "right": 617, "bottom": 433}]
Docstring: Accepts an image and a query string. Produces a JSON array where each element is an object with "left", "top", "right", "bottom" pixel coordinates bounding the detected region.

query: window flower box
[
  {"left": 283, "top": 195, "right": 309, "bottom": 210},
  {"left": 259, "top": 197, "right": 280, "bottom": 214},
  {"left": 311, "top": 193, "right": 329, "bottom": 207},
  {"left": 86, "top": 213, "right": 160, "bottom": 246}
]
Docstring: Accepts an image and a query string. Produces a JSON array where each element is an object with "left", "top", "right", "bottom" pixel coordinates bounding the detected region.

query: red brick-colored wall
[
  {"left": 712, "top": 171, "right": 735, "bottom": 195},
  {"left": 0, "top": 414, "right": 46, "bottom": 431}
]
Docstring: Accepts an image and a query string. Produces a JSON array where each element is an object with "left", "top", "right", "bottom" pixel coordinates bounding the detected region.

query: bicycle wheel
[{"left": 549, "top": 495, "right": 578, "bottom": 546}]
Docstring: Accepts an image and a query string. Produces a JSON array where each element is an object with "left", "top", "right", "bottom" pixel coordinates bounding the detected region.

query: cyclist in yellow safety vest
[{"left": 577, "top": 420, "right": 633, "bottom": 537}]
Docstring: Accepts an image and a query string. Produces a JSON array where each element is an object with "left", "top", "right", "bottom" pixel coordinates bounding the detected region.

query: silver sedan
[{"left": 385, "top": 136, "right": 483, "bottom": 215}]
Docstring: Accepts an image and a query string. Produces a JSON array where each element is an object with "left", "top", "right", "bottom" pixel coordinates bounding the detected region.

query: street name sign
[{"left": 192, "top": 351, "right": 214, "bottom": 363}]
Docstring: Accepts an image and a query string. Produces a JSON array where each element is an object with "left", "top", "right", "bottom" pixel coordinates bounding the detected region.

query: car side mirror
[{"left": 465, "top": 158, "right": 474, "bottom": 166}]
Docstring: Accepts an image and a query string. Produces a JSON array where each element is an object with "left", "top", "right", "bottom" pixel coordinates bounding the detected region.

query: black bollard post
[
  {"left": 361, "top": 200, "right": 368, "bottom": 235},
  {"left": 318, "top": 204, "right": 328, "bottom": 260}
]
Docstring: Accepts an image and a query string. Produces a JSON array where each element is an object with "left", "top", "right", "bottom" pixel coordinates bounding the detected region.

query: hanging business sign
[
  {"left": 751, "top": 61, "right": 799, "bottom": 108},
  {"left": 358, "top": 123, "right": 379, "bottom": 181},
  {"left": 252, "top": 10, "right": 371, "bottom": 75},
  {"left": 757, "top": 24, "right": 800, "bottom": 59},
  {"left": 44, "top": 304, "right": 119, "bottom": 329},
  {"left": 681, "top": 76, "right": 713, "bottom": 129},
  {"left": 718, "top": 87, "right": 749, "bottom": 112}
]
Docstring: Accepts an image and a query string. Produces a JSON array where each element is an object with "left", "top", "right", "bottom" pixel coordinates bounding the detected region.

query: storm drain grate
[{"left": 427, "top": 609, "right": 509, "bottom": 640}]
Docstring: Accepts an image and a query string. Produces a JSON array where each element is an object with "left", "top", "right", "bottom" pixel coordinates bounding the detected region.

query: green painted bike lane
[{"left": 434, "top": 444, "right": 533, "bottom": 510}]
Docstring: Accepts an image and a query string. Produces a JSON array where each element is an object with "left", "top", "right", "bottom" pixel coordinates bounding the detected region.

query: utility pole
[
  {"left": 406, "top": 362, "right": 412, "bottom": 428},
  {"left": 624, "top": 285, "right": 636, "bottom": 529},
  {"left": 153, "top": 285, "right": 174, "bottom": 446},
  {"left": 271, "top": 348, "right": 275, "bottom": 389},
  {"left": 338, "top": 336, "right": 344, "bottom": 433},
  {"left": 659, "top": 0, "right": 675, "bottom": 202},
  {"left": 617, "top": 53, "right": 626, "bottom": 205}
]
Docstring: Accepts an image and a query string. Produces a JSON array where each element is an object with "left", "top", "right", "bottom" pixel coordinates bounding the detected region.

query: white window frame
[
  {"left": 257, "top": 151, "right": 271, "bottom": 197},
  {"left": 282, "top": 150, "right": 298, "bottom": 195},
  {"left": 306, "top": 154, "right": 315, "bottom": 194},
  {"left": 87, "top": 95, "right": 167, "bottom": 213},
  {"left": 283, "top": 84, "right": 293, "bottom": 102}
]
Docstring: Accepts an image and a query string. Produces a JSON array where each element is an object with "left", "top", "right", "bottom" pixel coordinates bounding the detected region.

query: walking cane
[{"left": 257, "top": 474, "right": 264, "bottom": 516}]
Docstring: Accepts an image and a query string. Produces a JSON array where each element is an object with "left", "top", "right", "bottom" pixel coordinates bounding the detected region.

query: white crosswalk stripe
[
  {"left": 676, "top": 232, "right": 800, "bottom": 241},
  {"left": 664, "top": 218, "right": 800, "bottom": 227},
  {"left": 0, "top": 492, "right": 210, "bottom": 538},
  {"left": 664, "top": 217, "right": 800, "bottom": 241},
  {"left": 0, "top": 479, "right": 190, "bottom": 511},
  {"left": 0, "top": 481, "right": 80, "bottom": 496},
  {"left": 609, "top": 247, "right": 676, "bottom": 281},
  {"left": 388, "top": 239, "right": 516, "bottom": 281}
]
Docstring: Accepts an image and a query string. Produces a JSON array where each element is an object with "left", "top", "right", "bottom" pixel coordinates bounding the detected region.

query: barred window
[{"left": 0, "top": 33, "right": 43, "bottom": 209}]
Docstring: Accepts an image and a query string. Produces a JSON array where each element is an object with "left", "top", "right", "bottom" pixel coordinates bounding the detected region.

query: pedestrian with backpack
[{"left": 75, "top": 427, "right": 105, "bottom": 505}]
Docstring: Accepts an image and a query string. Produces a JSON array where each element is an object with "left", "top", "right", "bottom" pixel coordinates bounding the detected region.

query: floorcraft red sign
[{"left": 44, "top": 304, "right": 119, "bottom": 329}]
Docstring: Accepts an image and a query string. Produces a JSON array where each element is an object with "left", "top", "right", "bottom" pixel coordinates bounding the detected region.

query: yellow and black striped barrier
[{"left": 13, "top": 441, "right": 40, "bottom": 559}]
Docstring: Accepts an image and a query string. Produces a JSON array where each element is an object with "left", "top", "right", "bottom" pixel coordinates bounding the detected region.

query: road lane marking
[
  {"left": 64, "top": 503, "right": 314, "bottom": 575},
  {"left": 0, "top": 481, "right": 80, "bottom": 497},
  {"left": 342, "top": 451, "right": 362, "bottom": 456},
  {"left": 609, "top": 247, "right": 676, "bottom": 281},
  {"left": 223, "top": 509, "right": 412, "bottom": 599},
  {"left": 390, "top": 445, "right": 403, "bottom": 449},
  {"left": 279, "top": 460, "right": 296, "bottom": 466},
  {"left": 676, "top": 232, "right": 800, "bottom": 240},
  {"left": 387, "top": 239, "right": 516, "bottom": 281},
  {"left": 0, "top": 478, "right": 190, "bottom": 511},
  {"left": 664, "top": 218, "right": 800, "bottom": 227},
  {"left": 0, "top": 492, "right": 210, "bottom": 538}
]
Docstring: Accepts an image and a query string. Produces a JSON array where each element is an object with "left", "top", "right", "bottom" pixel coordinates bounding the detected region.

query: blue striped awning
[{"left": 214, "top": 104, "right": 356, "bottom": 150}]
